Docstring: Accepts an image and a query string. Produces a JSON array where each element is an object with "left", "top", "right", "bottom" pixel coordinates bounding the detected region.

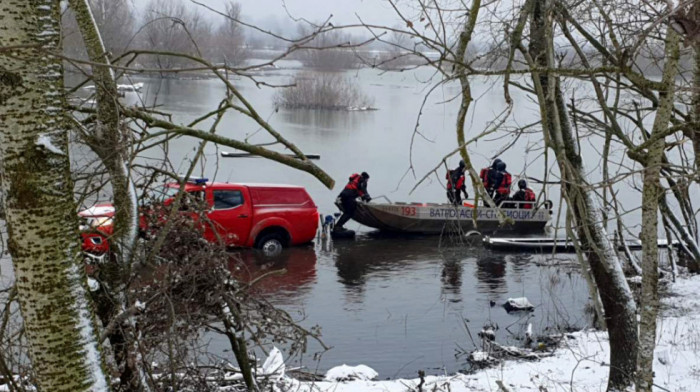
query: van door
[{"left": 206, "top": 187, "right": 252, "bottom": 246}]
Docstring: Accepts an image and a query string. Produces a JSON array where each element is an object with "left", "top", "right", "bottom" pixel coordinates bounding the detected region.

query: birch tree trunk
[
  {"left": 636, "top": 29, "right": 680, "bottom": 392},
  {"left": 69, "top": 0, "right": 138, "bottom": 259},
  {"left": 0, "top": 1, "right": 108, "bottom": 391},
  {"left": 528, "top": 1, "right": 638, "bottom": 390},
  {"left": 68, "top": 2, "right": 149, "bottom": 389}
]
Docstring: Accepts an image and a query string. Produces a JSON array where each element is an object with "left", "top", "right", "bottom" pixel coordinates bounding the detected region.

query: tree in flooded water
[
  {"left": 358, "top": 0, "right": 700, "bottom": 390},
  {"left": 274, "top": 73, "right": 375, "bottom": 110},
  {"left": 0, "top": 1, "right": 109, "bottom": 391}
]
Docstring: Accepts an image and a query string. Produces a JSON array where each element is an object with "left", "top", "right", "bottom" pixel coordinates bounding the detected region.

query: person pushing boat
[{"left": 334, "top": 172, "right": 371, "bottom": 233}]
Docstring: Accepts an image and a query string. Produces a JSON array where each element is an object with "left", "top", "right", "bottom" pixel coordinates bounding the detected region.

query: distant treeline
[{"left": 61, "top": 0, "right": 429, "bottom": 74}]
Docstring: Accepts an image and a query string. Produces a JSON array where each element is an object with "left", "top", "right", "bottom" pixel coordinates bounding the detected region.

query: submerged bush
[{"left": 274, "top": 73, "right": 375, "bottom": 110}]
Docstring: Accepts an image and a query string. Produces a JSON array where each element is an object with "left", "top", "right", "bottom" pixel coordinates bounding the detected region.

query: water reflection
[
  {"left": 440, "top": 255, "right": 464, "bottom": 302},
  {"left": 475, "top": 255, "right": 508, "bottom": 297},
  {"left": 327, "top": 235, "right": 442, "bottom": 307},
  {"left": 506, "top": 254, "right": 533, "bottom": 285},
  {"left": 278, "top": 108, "right": 375, "bottom": 133},
  {"left": 228, "top": 247, "right": 317, "bottom": 304}
]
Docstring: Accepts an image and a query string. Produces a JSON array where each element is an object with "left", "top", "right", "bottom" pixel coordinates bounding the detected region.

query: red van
[{"left": 79, "top": 179, "right": 320, "bottom": 256}]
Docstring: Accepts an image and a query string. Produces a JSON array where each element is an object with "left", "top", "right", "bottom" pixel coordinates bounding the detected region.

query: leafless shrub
[
  {"left": 97, "top": 193, "right": 325, "bottom": 390},
  {"left": 293, "top": 27, "right": 361, "bottom": 70},
  {"left": 274, "top": 73, "right": 375, "bottom": 110}
]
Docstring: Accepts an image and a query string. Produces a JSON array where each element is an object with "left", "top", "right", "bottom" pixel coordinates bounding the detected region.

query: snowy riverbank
[{"left": 255, "top": 274, "right": 700, "bottom": 392}]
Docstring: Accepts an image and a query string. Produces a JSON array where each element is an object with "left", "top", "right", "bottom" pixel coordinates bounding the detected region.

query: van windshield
[{"left": 163, "top": 186, "right": 181, "bottom": 199}]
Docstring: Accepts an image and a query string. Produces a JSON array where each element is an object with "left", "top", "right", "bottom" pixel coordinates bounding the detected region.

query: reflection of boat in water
[{"left": 352, "top": 200, "right": 551, "bottom": 235}]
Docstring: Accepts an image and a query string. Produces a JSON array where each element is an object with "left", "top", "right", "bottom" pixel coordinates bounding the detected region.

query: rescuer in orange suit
[
  {"left": 492, "top": 161, "right": 512, "bottom": 206},
  {"left": 334, "top": 172, "right": 371, "bottom": 232},
  {"left": 446, "top": 160, "right": 468, "bottom": 205},
  {"left": 480, "top": 158, "right": 502, "bottom": 205},
  {"left": 511, "top": 179, "right": 536, "bottom": 209}
]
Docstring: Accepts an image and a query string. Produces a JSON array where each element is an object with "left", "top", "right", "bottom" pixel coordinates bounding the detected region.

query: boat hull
[
  {"left": 483, "top": 236, "right": 679, "bottom": 252},
  {"left": 352, "top": 202, "right": 550, "bottom": 235}
]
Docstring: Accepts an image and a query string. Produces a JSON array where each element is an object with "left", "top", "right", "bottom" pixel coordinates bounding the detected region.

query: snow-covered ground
[{"left": 261, "top": 274, "right": 700, "bottom": 392}]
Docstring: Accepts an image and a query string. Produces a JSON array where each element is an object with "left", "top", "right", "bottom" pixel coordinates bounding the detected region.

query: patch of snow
[
  {"left": 36, "top": 30, "right": 58, "bottom": 37},
  {"left": 117, "top": 83, "right": 143, "bottom": 92},
  {"left": 261, "top": 347, "right": 285, "bottom": 380},
  {"left": 79, "top": 204, "right": 115, "bottom": 217},
  {"left": 468, "top": 351, "right": 493, "bottom": 362},
  {"left": 67, "top": 263, "right": 110, "bottom": 390},
  {"left": 478, "top": 327, "right": 496, "bottom": 341},
  {"left": 134, "top": 300, "right": 145, "bottom": 311},
  {"left": 504, "top": 297, "right": 534, "bottom": 311},
  {"left": 123, "top": 161, "right": 139, "bottom": 261},
  {"left": 346, "top": 106, "right": 376, "bottom": 111},
  {"left": 324, "top": 364, "right": 378, "bottom": 382},
  {"left": 35, "top": 133, "right": 65, "bottom": 155},
  {"left": 87, "top": 277, "right": 99, "bottom": 292}
]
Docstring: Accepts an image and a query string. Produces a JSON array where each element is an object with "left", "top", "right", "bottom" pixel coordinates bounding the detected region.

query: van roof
[
  {"left": 167, "top": 182, "right": 305, "bottom": 190},
  {"left": 236, "top": 183, "right": 305, "bottom": 189}
]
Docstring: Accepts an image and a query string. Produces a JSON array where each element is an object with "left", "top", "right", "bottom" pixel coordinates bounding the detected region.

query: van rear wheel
[{"left": 257, "top": 233, "right": 284, "bottom": 257}]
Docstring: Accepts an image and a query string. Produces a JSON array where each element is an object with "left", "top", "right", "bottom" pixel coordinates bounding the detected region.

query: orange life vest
[
  {"left": 479, "top": 167, "right": 489, "bottom": 188},
  {"left": 523, "top": 188, "right": 535, "bottom": 209},
  {"left": 496, "top": 172, "right": 512, "bottom": 195},
  {"left": 446, "top": 170, "right": 465, "bottom": 190},
  {"left": 345, "top": 173, "right": 366, "bottom": 197}
]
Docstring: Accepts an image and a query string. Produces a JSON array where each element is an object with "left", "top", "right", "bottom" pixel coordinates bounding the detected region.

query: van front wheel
[{"left": 257, "top": 233, "right": 284, "bottom": 257}]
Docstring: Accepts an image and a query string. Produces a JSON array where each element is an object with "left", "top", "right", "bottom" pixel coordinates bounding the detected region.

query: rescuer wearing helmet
[
  {"left": 512, "top": 179, "right": 536, "bottom": 209},
  {"left": 446, "top": 160, "right": 468, "bottom": 205},
  {"left": 334, "top": 172, "right": 371, "bottom": 232},
  {"left": 492, "top": 161, "right": 512, "bottom": 206},
  {"left": 479, "top": 158, "right": 502, "bottom": 196},
  {"left": 480, "top": 158, "right": 504, "bottom": 206}
]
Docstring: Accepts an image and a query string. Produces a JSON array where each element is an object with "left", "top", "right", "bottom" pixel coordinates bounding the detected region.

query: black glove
[{"left": 362, "top": 195, "right": 371, "bottom": 202}]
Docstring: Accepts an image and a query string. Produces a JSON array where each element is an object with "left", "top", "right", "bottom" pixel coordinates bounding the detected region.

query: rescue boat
[{"left": 350, "top": 199, "right": 552, "bottom": 235}]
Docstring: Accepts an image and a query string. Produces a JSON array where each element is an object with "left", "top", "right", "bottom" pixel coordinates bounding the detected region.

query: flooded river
[
  {"left": 64, "top": 67, "right": 598, "bottom": 377},
  {"left": 224, "top": 236, "right": 589, "bottom": 378}
]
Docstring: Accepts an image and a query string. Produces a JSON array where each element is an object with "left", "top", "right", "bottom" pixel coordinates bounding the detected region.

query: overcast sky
[
  {"left": 241, "top": 0, "right": 399, "bottom": 24},
  {"left": 137, "top": 0, "right": 405, "bottom": 27}
]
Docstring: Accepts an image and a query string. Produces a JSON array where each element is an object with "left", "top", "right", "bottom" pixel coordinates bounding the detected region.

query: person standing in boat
[
  {"left": 334, "top": 172, "right": 371, "bottom": 232},
  {"left": 492, "top": 161, "right": 512, "bottom": 206},
  {"left": 480, "top": 158, "right": 501, "bottom": 205},
  {"left": 446, "top": 160, "right": 468, "bottom": 205},
  {"left": 511, "top": 179, "right": 536, "bottom": 209}
]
